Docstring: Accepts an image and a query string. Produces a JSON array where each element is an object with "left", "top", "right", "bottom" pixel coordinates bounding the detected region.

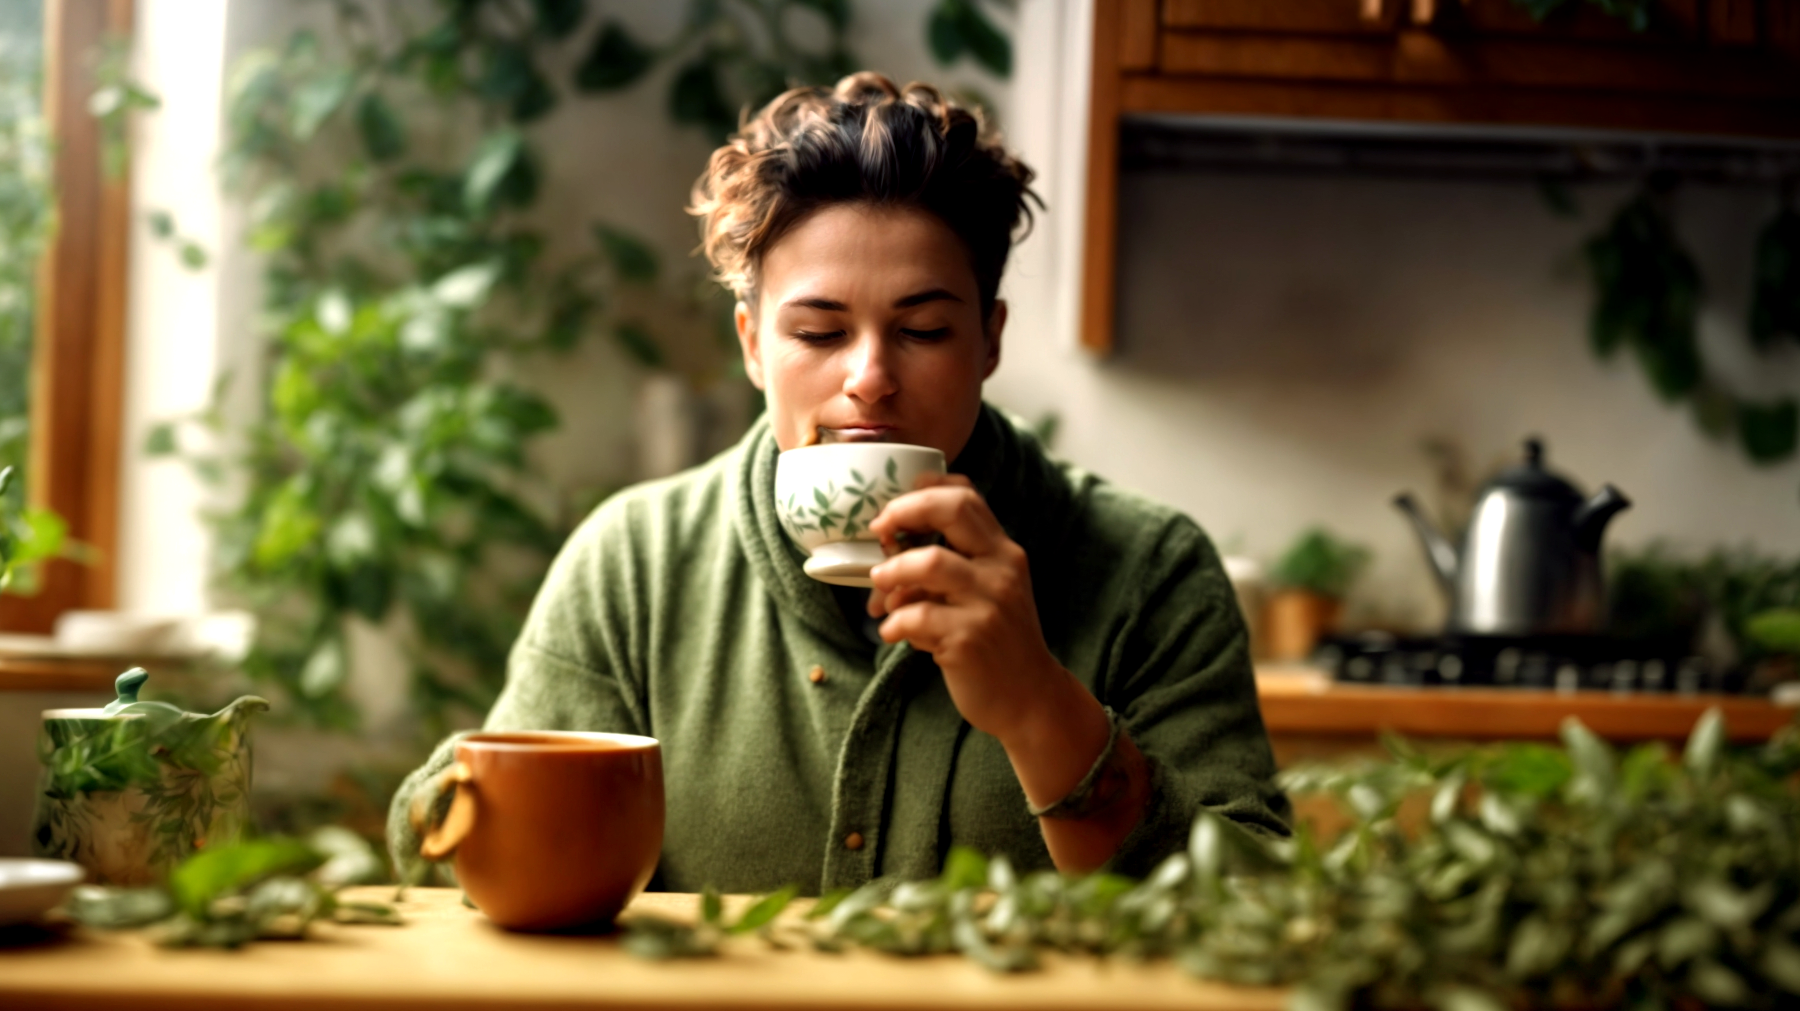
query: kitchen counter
[
  {"left": 1254, "top": 665, "right": 1798, "bottom": 763},
  {"left": 0, "top": 887, "right": 1284, "bottom": 1011}
]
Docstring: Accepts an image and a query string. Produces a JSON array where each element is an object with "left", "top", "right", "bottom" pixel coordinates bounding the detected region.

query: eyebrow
[{"left": 779, "top": 289, "right": 965, "bottom": 312}]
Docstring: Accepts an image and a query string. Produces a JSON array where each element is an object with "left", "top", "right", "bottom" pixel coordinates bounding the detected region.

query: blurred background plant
[
  {"left": 1272, "top": 526, "right": 1372, "bottom": 601},
  {"left": 1264, "top": 526, "right": 1371, "bottom": 662},
  {"left": 125, "top": 0, "right": 1011, "bottom": 848},
  {"left": 1608, "top": 544, "right": 1800, "bottom": 690},
  {"left": 0, "top": 23, "right": 51, "bottom": 488}
]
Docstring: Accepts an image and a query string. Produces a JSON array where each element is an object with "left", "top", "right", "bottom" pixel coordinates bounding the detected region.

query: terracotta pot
[
  {"left": 417, "top": 731, "right": 663, "bottom": 932},
  {"left": 1262, "top": 589, "right": 1343, "bottom": 663}
]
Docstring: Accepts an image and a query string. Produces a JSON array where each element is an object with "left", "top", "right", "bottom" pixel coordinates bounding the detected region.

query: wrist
[{"left": 998, "top": 661, "right": 1112, "bottom": 809}]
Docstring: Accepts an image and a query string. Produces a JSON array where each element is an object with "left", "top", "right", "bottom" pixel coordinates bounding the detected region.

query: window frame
[{"left": 0, "top": 0, "right": 133, "bottom": 634}]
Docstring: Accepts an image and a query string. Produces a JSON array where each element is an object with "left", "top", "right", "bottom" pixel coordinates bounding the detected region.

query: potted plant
[{"left": 1264, "top": 526, "right": 1370, "bottom": 662}]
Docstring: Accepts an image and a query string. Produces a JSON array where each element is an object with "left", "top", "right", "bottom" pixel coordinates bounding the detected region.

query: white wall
[{"left": 987, "top": 0, "right": 1800, "bottom": 632}]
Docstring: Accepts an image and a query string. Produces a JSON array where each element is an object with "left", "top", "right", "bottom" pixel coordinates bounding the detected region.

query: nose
[{"left": 842, "top": 330, "right": 897, "bottom": 404}]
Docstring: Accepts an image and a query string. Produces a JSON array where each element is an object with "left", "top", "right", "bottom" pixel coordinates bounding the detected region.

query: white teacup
[{"left": 775, "top": 443, "right": 947, "bottom": 587}]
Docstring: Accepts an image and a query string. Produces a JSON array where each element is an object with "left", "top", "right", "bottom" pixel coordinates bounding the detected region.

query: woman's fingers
[
  {"left": 870, "top": 484, "right": 1005, "bottom": 558},
  {"left": 870, "top": 545, "right": 979, "bottom": 602},
  {"left": 877, "top": 598, "right": 956, "bottom": 650}
]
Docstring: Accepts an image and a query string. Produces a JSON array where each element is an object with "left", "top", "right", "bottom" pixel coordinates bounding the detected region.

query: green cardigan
[{"left": 387, "top": 406, "right": 1289, "bottom": 895}]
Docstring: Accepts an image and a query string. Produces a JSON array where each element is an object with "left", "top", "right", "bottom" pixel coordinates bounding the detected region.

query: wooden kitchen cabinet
[{"left": 1081, "top": 0, "right": 1800, "bottom": 354}]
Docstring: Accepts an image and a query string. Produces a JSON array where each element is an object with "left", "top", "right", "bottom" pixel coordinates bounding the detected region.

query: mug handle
[{"left": 412, "top": 761, "right": 476, "bottom": 861}]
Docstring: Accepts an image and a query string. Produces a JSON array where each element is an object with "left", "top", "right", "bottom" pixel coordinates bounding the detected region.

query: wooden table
[{"left": 0, "top": 888, "right": 1285, "bottom": 1011}]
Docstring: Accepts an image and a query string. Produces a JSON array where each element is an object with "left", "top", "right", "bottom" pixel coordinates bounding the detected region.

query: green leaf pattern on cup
[{"left": 780, "top": 457, "right": 904, "bottom": 541}]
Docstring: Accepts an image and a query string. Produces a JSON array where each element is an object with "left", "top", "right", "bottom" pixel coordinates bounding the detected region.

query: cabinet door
[
  {"left": 1426, "top": 0, "right": 1702, "bottom": 44},
  {"left": 1162, "top": 0, "right": 1402, "bottom": 34}
]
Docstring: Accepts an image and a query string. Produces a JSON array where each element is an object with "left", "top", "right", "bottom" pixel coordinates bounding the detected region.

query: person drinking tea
[{"left": 389, "top": 72, "right": 1289, "bottom": 895}]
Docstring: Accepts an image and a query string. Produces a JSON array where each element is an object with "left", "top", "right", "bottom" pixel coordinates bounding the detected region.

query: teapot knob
[
  {"left": 1523, "top": 437, "right": 1544, "bottom": 468},
  {"left": 113, "top": 667, "right": 149, "bottom": 705}
]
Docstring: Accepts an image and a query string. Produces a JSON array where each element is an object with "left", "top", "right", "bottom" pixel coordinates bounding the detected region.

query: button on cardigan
[{"left": 387, "top": 405, "right": 1290, "bottom": 895}]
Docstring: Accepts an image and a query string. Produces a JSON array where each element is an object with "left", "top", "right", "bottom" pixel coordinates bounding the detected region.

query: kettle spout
[
  {"left": 1574, "top": 484, "right": 1630, "bottom": 552},
  {"left": 1393, "top": 493, "right": 1458, "bottom": 598}
]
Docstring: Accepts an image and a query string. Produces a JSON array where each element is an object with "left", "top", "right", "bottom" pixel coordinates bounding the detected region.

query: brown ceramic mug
[{"left": 412, "top": 731, "right": 663, "bottom": 931}]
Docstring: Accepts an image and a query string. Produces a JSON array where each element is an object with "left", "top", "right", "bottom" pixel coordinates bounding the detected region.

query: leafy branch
[
  {"left": 1583, "top": 179, "right": 1800, "bottom": 468},
  {"left": 631, "top": 710, "right": 1800, "bottom": 1010},
  {"left": 69, "top": 830, "right": 398, "bottom": 948}
]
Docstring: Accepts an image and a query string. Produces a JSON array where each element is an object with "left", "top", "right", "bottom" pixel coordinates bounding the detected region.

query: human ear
[
  {"left": 735, "top": 300, "right": 766, "bottom": 390},
  {"left": 981, "top": 299, "right": 1006, "bottom": 380}
]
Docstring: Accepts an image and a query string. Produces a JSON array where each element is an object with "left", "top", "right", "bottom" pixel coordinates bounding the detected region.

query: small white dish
[{"left": 0, "top": 859, "right": 84, "bottom": 927}]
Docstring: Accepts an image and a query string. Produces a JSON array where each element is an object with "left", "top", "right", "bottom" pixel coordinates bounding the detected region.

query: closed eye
[
  {"left": 900, "top": 327, "right": 950, "bottom": 340},
  {"left": 793, "top": 330, "right": 845, "bottom": 343}
]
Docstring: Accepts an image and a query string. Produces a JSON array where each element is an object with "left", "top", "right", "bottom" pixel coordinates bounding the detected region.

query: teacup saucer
[
  {"left": 801, "top": 541, "right": 884, "bottom": 588},
  {"left": 0, "top": 859, "right": 84, "bottom": 927}
]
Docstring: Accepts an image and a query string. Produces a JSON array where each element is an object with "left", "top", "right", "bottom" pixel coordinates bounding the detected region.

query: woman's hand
[
  {"left": 865, "top": 473, "right": 1065, "bottom": 744},
  {"left": 867, "top": 472, "right": 1148, "bottom": 873}
]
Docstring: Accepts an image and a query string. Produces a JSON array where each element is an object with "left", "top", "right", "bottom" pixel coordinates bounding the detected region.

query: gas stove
[{"left": 1315, "top": 633, "right": 1743, "bottom": 695}]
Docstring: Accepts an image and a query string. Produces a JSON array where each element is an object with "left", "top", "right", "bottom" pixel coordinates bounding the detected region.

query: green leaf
[
  {"left": 942, "top": 846, "right": 988, "bottom": 891},
  {"left": 594, "top": 224, "right": 659, "bottom": 284},
  {"left": 1683, "top": 707, "right": 1725, "bottom": 778},
  {"left": 464, "top": 130, "right": 526, "bottom": 213},
  {"left": 1762, "top": 941, "right": 1800, "bottom": 995},
  {"left": 1737, "top": 398, "right": 1798, "bottom": 464},
  {"left": 144, "top": 422, "right": 179, "bottom": 457},
  {"left": 615, "top": 321, "right": 664, "bottom": 368},
  {"left": 731, "top": 884, "right": 798, "bottom": 934},
  {"left": 532, "top": 0, "right": 585, "bottom": 39},
  {"left": 299, "top": 636, "right": 346, "bottom": 698},
  {"left": 574, "top": 22, "right": 652, "bottom": 92},
  {"left": 148, "top": 208, "right": 175, "bottom": 238},
  {"left": 355, "top": 92, "right": 406, "bottom": 161},
  {"left": 179, "top": 241, "right": 209, "bottom": 269},
  {"left": 669, "top": 57, "right": 732, "bottom": 138},
  {"left": 168, "top": 838, "right": 324, "bottom": 919},
  {"left": 1746, "top": 607, "right": 1800, "bottom": 653},
  {"left": 793, "top": 0, "right": 851, "bottom": 31},
  {"left": 432, "top": 261, "right": 503, "bottom": 309},
  {"left": 927, "top": 1, "right": 965, "bottom": 64},
  {"left": 1750, "top": 207, "right": 1800, "bottom": 348},
  {"left": 956, "top": 0, "right": 1012, "bottom": 78},
  {"left": 701, "top": 885, "right": 722, "bottom": 926},
  {"left": 289, "top": 69, "right": 354, "bottom": 141}
]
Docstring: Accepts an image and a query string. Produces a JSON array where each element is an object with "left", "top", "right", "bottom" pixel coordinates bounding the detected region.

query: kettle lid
[{"left": 1487, "top": 438, "right": 1582, "bottom": 502}]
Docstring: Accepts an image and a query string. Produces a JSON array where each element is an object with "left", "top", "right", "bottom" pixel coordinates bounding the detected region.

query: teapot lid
[
  {"left": 1486, "top": 438, "right": 1582, "bottom": 502},
  {"left": 43, "top": 667, "right": 190, "bottom": 723}
]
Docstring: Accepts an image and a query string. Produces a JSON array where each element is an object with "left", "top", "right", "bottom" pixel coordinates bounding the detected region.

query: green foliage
[
  {"left": 1272, "top": 526, "right": 1370, "bottom": 599},
  {"left": 68, "top": 829, "right": 399, "bottom": 948},
  {"left": 148, "top": 0, "right": 891, "bottom": 736},
  {"left": 1608, "top": 544, "right": 1800, "bottom": 671},
  {"left": 0, "top": 36, "right": 50, "bottom": 485},
  {"left": 1586, "top": 187, "right": 1703, "bottom": 402},
  {"left": 1750, "top": 203, "right": 1800, "bottom": 350},
  {"left": 1508, "top": 0, "right": 1654, "bottom": 31},
  {"left": 1583, "top": 183, "right": 1799, "bottom": 467},
  {"left": 632, "top": 712, "right": 1800, "bottom": 1009},
  {"left": 926, "top": 0, "right": 1012, "bottom": 78},
  {"left": 0, "top": 464, "right": 68, "bottom": 595}
]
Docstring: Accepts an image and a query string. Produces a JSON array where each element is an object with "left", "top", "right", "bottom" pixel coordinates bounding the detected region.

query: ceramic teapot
[
  {"left": 32, "top": 668, "right": 268, "bottom": 885},
  {"left": 1395, "top": 438, "right": 1630, "bottom": 636}
]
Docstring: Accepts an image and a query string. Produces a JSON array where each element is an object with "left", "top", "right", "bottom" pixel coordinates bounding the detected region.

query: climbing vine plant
[
  {"left": 1579, "top": 176, "right": 1800, "bottom": 470},
  {"left": 0, "top": 30, "right": 49, "bottom": 486},
  {"left": 150, "top": 0, "right": 858, "bottom": 734}
]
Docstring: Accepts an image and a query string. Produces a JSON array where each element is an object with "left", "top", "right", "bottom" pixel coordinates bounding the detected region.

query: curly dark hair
[{"left": 689, "top": 72, "right": 1039, "bottom": 319}]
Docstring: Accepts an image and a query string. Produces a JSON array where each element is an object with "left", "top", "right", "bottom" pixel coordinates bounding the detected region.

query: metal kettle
[{"left": 1395, "top": 438, "right": 1630, "bottom": 636}]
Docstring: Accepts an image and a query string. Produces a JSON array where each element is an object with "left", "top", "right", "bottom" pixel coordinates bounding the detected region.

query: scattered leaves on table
[
  {"left": 631, "top": 710, "right": 1800, "bottom": 1010},
  {"left": 68, "top": 828, "right": 399, "bottom": 948}
]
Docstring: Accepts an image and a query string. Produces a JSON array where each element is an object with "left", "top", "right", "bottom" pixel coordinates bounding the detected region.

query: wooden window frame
[{"left": 0, "top": 0, "right": 133, "bottom": 634}]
